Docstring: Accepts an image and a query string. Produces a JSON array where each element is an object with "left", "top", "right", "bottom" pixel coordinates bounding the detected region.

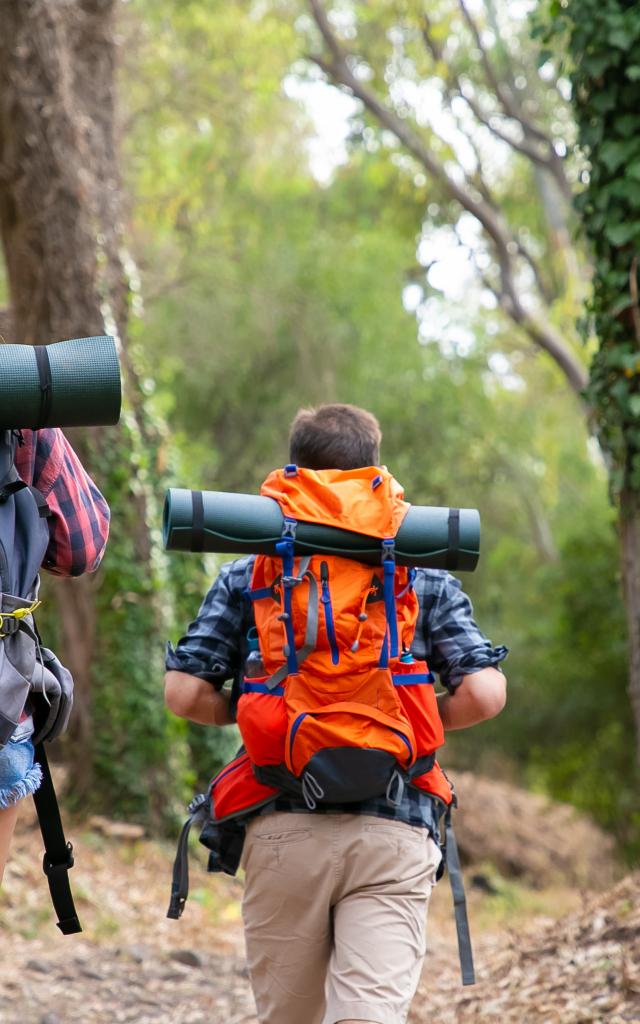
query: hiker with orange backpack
[{"left": 165, "top": 403, "right": 507, "bottom": 1024}]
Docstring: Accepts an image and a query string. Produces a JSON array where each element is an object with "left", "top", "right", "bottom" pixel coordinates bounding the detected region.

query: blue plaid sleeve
[
  {"left": 412, "top": 570, "right": 508, "bottom": 692},
  {"left": 165, "top": 557, "right": 254, "bottom": 688}
]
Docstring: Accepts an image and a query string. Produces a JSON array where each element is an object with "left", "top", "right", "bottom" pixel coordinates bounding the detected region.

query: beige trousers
[{"left": 241, "top": 812, "right": 441, "bottom": 1024}]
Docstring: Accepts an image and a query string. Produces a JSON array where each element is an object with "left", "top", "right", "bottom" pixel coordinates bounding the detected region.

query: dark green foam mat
[
  {"left": 0, "top": 335, "right": 121, "bottom": 429},
  {"left": 163, "top": 488, "right": 480, "bottom": 571}
]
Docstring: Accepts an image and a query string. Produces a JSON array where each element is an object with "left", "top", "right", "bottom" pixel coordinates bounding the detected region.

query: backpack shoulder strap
[
  {"left": 441, "top": 803, "right": 475, "bottom": 986},
  {"left": 32, "top": 742, "right": 82, "bottom": 934}
]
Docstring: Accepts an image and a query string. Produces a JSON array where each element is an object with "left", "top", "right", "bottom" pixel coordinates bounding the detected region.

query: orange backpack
[{"left": 236, "top": 464, "right": 451, "bottom": 809}]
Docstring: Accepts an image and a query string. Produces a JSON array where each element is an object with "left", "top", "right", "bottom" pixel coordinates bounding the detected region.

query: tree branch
[
  {"left": 423, "top": 13, "right": 572, "bottom": 205},
  {"left": 307, "top": 0, "right": 587, "bottom": 397},
  {"left": 493, "top": 244, "right": 588, "bottom": 394},
  {"left": 458, "top": 0, "right": 546, "bottom": 143}
]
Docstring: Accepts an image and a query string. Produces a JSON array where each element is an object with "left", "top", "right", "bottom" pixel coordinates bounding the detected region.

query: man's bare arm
[
  {"left": 164, "top": 670, "right": 233, "bottom": 726},
  {"left": 437, "top": 667, "right": 506, "bottom": 730}
]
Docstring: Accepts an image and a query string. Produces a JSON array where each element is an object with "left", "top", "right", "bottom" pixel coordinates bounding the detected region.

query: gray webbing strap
[
  {"left": 293, "top": 570, "right": 319, "bottom": 665},
  {"left": 444, "top": 807, "right": 476, "bottom": 985},
  {"left": 298, "top": 556, "right": 312, "bottom": 577},
  {"left": 266, "top": 568, "right": 319, "bottom": 690},
  {"left": 167, "top": 797, "right": 208, "bottom": 920}
]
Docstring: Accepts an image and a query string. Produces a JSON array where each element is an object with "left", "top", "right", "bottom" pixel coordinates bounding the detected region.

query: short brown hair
[{"left": 288, "top": 404, "right": 382, "bottom": 470}]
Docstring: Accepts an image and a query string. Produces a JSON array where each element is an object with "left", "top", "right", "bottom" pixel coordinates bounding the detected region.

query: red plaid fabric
[{"left": 14, "top": 428, "right": 110, "bottom": 577}]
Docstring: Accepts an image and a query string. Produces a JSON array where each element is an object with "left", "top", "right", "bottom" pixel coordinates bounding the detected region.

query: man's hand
[
  {"left": 437, "top": 667, "right": 506, "bottom": 731},
  {"left": 164, "top": 670, "right": 233, "bottom": 726}
]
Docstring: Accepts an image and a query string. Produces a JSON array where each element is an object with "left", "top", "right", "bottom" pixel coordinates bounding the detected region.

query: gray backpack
[{"left": 0, "top": 429, "right": 80, "bottom": 933}]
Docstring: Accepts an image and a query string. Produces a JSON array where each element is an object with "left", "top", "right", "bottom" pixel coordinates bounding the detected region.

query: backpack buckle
[
  {"left": 0, "top": 615, "right": 18, "bottom": 637},
  {"left": 280, "top": 517, "right": 298, "bottom": 541},
  {"left": 381, "top": 538, "right": 395, "bottom": 562},
  {"left": 43, "top": 841, "right": 75, "bottom": 877},
  {"left": 281, "top": 575, "right": 304, "bottom": 589},
  {"left": 188, "top": 792, "right": 208, "bottom": 816}
]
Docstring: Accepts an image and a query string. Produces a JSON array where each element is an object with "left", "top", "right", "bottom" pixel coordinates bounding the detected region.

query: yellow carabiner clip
[{"left": 11, "top": 601, "right": 41, "bottom": 620}]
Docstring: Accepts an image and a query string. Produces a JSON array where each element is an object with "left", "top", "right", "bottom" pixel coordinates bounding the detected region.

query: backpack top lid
[{"left": 260, "top": 466, "right": 410, "bottom": 539}]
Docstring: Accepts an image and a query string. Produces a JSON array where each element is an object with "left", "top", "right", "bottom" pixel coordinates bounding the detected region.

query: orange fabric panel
[
  {"left": 285, "top": 702, "right": 416, "bottom": 776},
  {"left": 237, "top": 689, "right": 287, "bottom": 766},
  {"left": 285, "top": 667, "right": 406, "bottom": 719},
  {"left": 260, "top": 466, "right": 410, "bottom": 538},
  {"left": 250, "top": 554, "right": 419, "bottom": 677},
  {"left": 393, "top": 661, "right": 445, "bottom": 755}
]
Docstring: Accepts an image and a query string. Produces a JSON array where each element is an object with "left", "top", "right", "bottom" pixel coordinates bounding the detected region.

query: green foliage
[
  {"left": 542, "top": 0, "right": 640, "bottom": 497},
  {"left": 84, "top": 412, "right": 190, "bottom": 826},
  {"left": 96, "top": 0, "right": 635, "bottom": 851}
]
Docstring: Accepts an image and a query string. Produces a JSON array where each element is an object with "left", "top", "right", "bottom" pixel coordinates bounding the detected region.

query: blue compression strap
[
  {"left": 382, "top": 539, "right": 399, "bottom": 659},
  {"left": 379, "top": 632, "right": 389, "bottom": 669},
  {"left": 392, "top": 672, "right": 435, "bottom": 686},
  {"left": 321, "top": 576, "right": 340, "bottom": 665},
  {"left": 276, "top": 518, "right": 299, "bottom": 675},
  {"left": 242, "top": 682, "right": 285, "bottom": 696}
]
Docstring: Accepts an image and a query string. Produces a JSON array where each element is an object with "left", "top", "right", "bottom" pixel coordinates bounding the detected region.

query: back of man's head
[{"left": 289, "top": 403, "right": 381, "bottom": 470}]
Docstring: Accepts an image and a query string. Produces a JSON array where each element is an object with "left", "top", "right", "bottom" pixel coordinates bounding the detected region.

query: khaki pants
[{"left": 241, "top": 812, "right": 441, "bottom": 1024}]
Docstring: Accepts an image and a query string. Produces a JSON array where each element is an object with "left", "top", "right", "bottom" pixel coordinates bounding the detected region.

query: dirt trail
[
  {"left": 0, "top": 800, "right": 637, "bottom": 1024},
  {"left": 413, "top": 873, "right": 640, "bottom": 1024}
]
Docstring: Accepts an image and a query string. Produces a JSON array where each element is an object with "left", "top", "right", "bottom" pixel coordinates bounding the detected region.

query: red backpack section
[
  {"left": 235, "top": 465, "right": 448, "bottom": 808},
  {"left": 208, "top": 752, "right": 279, "bottom": 823}
]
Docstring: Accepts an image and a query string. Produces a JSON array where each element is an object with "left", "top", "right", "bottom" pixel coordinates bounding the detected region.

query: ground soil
[{"left": 0, "top": 783, "right": 637, "bottom": 1024}]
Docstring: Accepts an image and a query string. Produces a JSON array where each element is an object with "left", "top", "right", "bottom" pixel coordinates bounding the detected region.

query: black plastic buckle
[{"left": 43, "top": 841, "right": 75, "bottom": 877}]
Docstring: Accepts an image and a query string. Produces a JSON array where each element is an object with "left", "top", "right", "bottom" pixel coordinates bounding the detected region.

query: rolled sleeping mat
[
  {"left": 0, "top": 335, "right": 121, "bottom": 430},
  {"left": 163, "top": 488, "right": 480, "bottom": 571}
]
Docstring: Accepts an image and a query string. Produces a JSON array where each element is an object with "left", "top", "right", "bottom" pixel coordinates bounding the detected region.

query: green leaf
[
  {"left": 628, "top": 395, "right": 640, "bottom": 418},
  {"left": 591, "top": 89, "right": 616, "bottom": 113},
  {"left": 582, "top": 52, "right": 613, "bottom": 78},
  {"left": 609, "top": 29, "right": 633, "bottom": 51},
  {"left": 627, "top": 66, "right": 640, "bottom": 81},
  {"left": 615, "top": 114, "right": 638, "bottom": 136},
  {"left": 605, "top": 221, "right": 640, "bottom": 246},
  {"left": 600, "top": 139, "right": 640, "bottom": 173},
  {"left": 610, "top": 295, "right": 633, "bottom": 317}
]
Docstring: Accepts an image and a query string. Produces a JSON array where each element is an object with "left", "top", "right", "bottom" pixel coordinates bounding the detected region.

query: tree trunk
[
  {"left": 619, "top": 488, "right": 640, "bottom": 760},
  {"left": 0, "top": 0, "right": 160, "bottom": 808}
]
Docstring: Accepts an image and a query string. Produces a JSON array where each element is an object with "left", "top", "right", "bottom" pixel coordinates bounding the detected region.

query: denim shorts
[{"left": 0, "top": 717, "right": 43, "bottom": 809}]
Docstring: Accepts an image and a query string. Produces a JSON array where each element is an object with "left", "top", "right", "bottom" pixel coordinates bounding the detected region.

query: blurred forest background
[{"left": 0, "top": 0, "right": 638, "bottom": 859}]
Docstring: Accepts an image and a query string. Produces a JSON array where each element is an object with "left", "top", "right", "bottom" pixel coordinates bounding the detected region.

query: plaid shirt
[
  {"left": 14, "top": 428, "right": 110, "bottom": 577},
  {"left": 167, "top": 556, "right": 508, "bottom": 840}
]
